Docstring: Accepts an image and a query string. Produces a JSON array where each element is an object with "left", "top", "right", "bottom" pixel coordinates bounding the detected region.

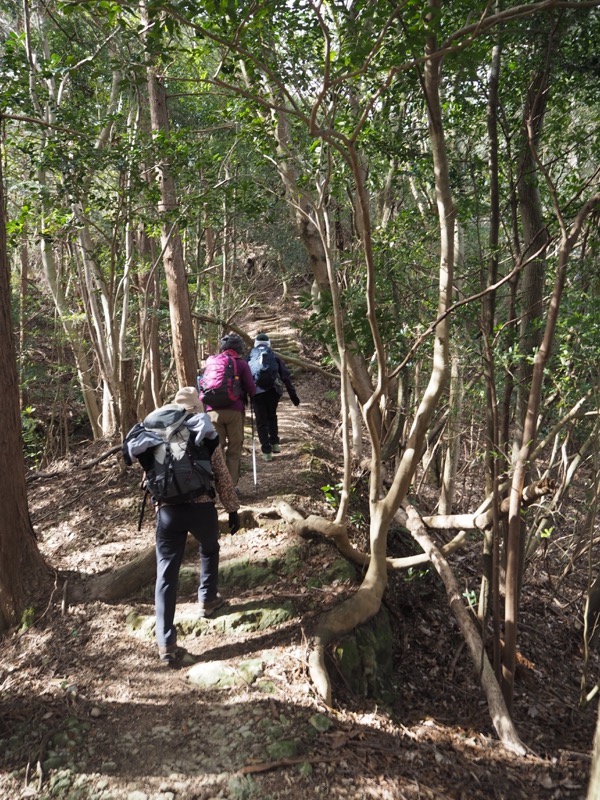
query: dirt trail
[{"left": 1, "top": 284, "right": 596, "bottom": 800}]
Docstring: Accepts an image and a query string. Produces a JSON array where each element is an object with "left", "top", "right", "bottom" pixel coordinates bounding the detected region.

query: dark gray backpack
[{"left": 124, "top": 406, "right": 214, "bottom": 504}]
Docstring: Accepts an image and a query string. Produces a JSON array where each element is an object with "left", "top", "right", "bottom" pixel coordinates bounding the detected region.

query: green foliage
[
  {"left": 19, "top": 606, "right": 36, "bottom": 632},
  {"left": 1, "top": 0, "right": 597, "bottom": 505},
  {"left": 403, "top": 567, "right": 430, "bottom": 583},
  {"left": 321, "top": 482, "right": 343, "bottom": 509},
  {"left": 462, "top": 588, "right": 477, "bottom": 609},
  {"left": 21, "top": 406, "right": 44, "bottom": 467}
]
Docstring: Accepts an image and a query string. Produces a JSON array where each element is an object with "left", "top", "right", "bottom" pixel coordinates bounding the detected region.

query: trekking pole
[
  {"left": 138, "top": 488, "right": 149, "bottom": 531},
  {"left": 251, "top": 403, "right": 258, "bottom": 493}
]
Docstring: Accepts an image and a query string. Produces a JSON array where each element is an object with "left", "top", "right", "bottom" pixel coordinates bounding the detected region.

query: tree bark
[
  {"left": 439, "top": 353, "right": 463, "bottom": 514},
  {"left": 587, "top": 704, "right": 600, "bottom": 800},
  {"left": 136, "top": 250, "right": 163, "bottom": 415},
  {"left": 18, "top": 233, "right": 28, "bottom": 407},
  {"left": 404, "top": 504, "right": 526, "bottom": 755},
  {"left": 513, "top": 49, "right": 551, "bottom": 462},
  {"left": 0, "top": 154, "right": 51, "bottom": 632},
  {"left": 142, "top": 12, "right": 198, "bottom": 388},
  {"left": 70, "top": 544, "right": 157, "bottom": 604}
]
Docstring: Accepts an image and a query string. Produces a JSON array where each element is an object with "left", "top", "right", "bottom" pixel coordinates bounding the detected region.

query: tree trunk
[
  {"left": 143, "top": 20, "right": 198, "bottom": 388},
  {"left": 502, "top": 34, "right": 555, "bottom": 710},
  {"left": 404, "top": 504, "right": 526, "bottom": 754},
  {"left": 479, "top": 33, "right": 502, "bottom": 647},
  {"left": 18, "top": 233, "right": 29, "bottom": 408},
  {"left": 71, "top": 544, "right": 157, "bottom": 604},
  {"left": 271, "top": 103, "right": 378, "bottom": 423},
  {"left": 439, "top": 352, "right": 463, "bottom": 514},
  {"left": 74, "top": 203, "right": 120, "bottom": 434},
  {"left": 503, "top": 193, "right": 600, "bottom": 709},
  {"left": 512, "top": 30, "right": 557, "bottom": 463},
  {"left": 588, "top": 700, "right": 600, "bottom": 800},
  {"left": 0, "top": 155, "right": 51, "bottom": 633},
  {"left": 39, "top": 226, "right": 102, "bottom": 439},
  {"left": 308, "top": 1, "right": 454, "bottom": 703},
  {"left": 119, "top": 358, "right": 138, "bottom": 437}
]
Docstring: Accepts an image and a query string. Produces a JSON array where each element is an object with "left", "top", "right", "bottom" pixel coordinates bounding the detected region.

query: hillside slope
[{"left": 1, "top": 285, "right": 596, "bottom": 800}]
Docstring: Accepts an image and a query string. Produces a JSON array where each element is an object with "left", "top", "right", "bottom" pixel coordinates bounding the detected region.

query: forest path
[
  {"left": 2, "top": 280, "right": 594, "bottom": 800},
  {"left": 235, "top": 283, "right": 326, "bottom": 503},
  {"left": 244, "top": 298, "right": 304, "bottom": 360}
]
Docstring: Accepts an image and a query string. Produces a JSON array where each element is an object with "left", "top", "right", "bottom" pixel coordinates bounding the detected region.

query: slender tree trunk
[
  {"left": 318, "top": 194, "right": 353, "bottom": 524},
  {"left": 381, "top": 9, "right": 454, "bottom": 524},
  {"left": 439, "top": 353, "right": 462, "bottom": 514},
  {"left": 73, "top": 206, "right": 120, "bottom": 434},
  {"left": 39, "top": 229, "right": 102, "bottom": 438},
  {"left": 512, "top": 40, "right": 553, "bottom": 462},
  {"left": 142, "top": 24, "right": 198, "bottom": 387},
  {"left": 19, "top": 233, "right": 29, "bottom": 408},
  {"left": 271, "top": 104, "right": 378, "bottom": 422},
  {"left": 587, "top": 704, "right": 600, "bottom": 800},
  {"left": 483, "top": 32, "right": 501, "bottom": 492},
  {"left": 405, "top": 504, "right": 525, "bottom": 754},
  {"left": 479, "top": 32, "right": 503, "bottom": 668},
  {"left": 136, "top": 229, "right": 162, "bottom": 415},
  {"left": 23, "top": 4, "right": 103, "bottom": 437},
  {"left": 503, "top": 194, "right": 600, "bottom": 709}
]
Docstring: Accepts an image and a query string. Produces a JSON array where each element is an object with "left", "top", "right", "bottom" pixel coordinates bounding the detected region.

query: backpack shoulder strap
[{"left": 123, "top": 423, "right": 163, "bottom": 465}]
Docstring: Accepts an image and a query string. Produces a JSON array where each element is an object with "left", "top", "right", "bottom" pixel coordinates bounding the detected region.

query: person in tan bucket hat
[
  {"left": 124, "top": 386, "right": 241, "bottom": 664},
  {"left": 174, "top": 386, "right": 205, "bottom": 413}
]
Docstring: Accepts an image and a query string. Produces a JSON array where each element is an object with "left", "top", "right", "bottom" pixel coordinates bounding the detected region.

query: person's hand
[
  {"left": 228, "top": 511, "right": 240, "bottom": 534},
  {"left": 289, "top": 392, "right": 300, "bottom": 406}
]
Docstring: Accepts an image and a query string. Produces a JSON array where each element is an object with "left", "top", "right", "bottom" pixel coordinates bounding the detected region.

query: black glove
[
  {"left": 228, "top": 511, "right": 240, "bottom": 534},
  {"left": 289, "top": 392, "right": 300, "bottom": 406}
]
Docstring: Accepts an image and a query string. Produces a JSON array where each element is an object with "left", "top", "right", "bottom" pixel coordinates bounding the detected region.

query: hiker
[
  {"left": 248, "top": 332, "right": 300, "bottom": 462},
  {"left": 123, "top": 386, "right": 240, "bottom": 664},
  {"left": 199, "top": 333, "right": 256, "bottom": 486}
]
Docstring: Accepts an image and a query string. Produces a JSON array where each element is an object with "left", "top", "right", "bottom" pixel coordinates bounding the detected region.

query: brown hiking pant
[{"left": 208, "top": 408, "right": 245, "bottom": 485}]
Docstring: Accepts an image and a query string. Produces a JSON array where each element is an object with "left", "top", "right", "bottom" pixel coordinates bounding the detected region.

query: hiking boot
[
  {"left": 262, "top": 452, "right": 273, "bottom": 462},
  {"left": 158, "top": 643, "right": 178, "bottom": 663},
  {"left": 271, "top": 443, "right": 281, "bottom": 453},
  {"left": 198, "top": 593, "right": 225, "bottom": 619}
]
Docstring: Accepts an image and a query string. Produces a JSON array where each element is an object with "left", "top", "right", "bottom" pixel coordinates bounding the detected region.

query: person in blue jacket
[{"left": 248, "top": 333, "right": 300, "bottom": 462}]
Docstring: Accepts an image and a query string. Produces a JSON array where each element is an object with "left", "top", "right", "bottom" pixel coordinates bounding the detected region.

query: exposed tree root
[
  {"left": 67, "top": 508, "right": 262, "bottom": 603},
  {"left": 27, "top": 444, "right": 122, "bottom": 482},
  {"left": 276, "top": 500, "right": 468, "bottom": 570},
  {"left": 308, "top": 584, "right": 384, "bottom": 707},
  {"left": 288, "top": 494, "right": 527, "bottom": 751}
]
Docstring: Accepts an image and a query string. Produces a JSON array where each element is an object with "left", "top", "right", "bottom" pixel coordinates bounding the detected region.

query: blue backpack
[{"left": 248, "top": 345, "right": 279, "bottom": 389}]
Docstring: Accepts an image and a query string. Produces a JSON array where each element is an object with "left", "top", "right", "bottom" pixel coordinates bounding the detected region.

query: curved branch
[{"left": 404, "top": 504, "right": 526, "bottom": 754}]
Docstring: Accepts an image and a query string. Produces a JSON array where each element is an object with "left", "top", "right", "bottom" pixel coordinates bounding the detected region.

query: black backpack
[
  {"left": 123, "top": 406, "right": 214, "bottom": 505},
  {"left": 248, "top": 345, "right": 279, "bottom": 390}
]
